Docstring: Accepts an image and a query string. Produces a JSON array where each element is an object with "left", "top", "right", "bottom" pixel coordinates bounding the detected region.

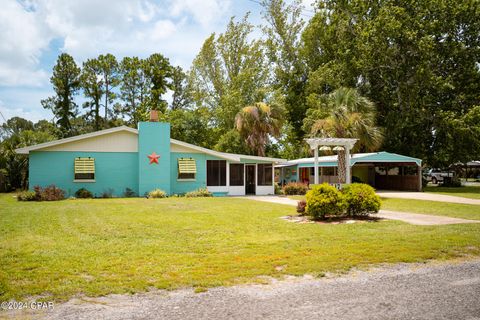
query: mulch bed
[{"left": 280, "top": 215, "right": 382, "bottom": 224}]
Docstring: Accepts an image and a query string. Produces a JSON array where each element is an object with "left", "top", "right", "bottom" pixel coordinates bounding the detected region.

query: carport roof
[{"left": 275, "top": 151, "right": 422, "bottom": 168}]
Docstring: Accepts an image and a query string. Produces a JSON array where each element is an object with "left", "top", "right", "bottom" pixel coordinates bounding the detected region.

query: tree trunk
[{"left": 337, "top": 149, "right": 346, "bottom": 183}]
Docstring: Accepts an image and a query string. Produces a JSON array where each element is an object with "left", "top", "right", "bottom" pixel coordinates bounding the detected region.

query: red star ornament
[{"left": 147, "top": 152, "right": 160, "bottom": 164}]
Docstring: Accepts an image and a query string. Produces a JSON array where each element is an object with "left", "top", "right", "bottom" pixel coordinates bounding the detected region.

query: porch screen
[
  {"left": 207, "top": 160, "right": 226, "bottom": 186},
  {"left": 74, "top": 157, "right": 95, "bottom": 180},
  {"left": 178, "top": 158, "right": 196, "bottom": 180},
  {"left": 229, "top": 163, "right": 244, "bottom": 186},
  {"left": 257, "top": 164, "right": 273, "bottom": 186}
]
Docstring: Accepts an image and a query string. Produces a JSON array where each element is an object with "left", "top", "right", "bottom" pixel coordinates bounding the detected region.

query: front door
[{"left": 245, "top": 165, "right": 256, "bottom": 195}]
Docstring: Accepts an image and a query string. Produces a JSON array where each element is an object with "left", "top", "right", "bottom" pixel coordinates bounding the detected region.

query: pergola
[{"left": 305, "top": 138, "right": 358, "bottom": 184}]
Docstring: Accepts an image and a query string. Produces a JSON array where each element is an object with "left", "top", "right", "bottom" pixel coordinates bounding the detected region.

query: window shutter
[
  {"left": 178, "top": 158, "right": 197, "bottom": 174},
  {"left": 75, "top": 158, "right": 95, "bottom": 174}
]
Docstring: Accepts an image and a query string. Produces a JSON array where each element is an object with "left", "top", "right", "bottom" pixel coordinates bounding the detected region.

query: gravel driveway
[{"left": 11, "top": 259, "right": 480, "bottom": 320}]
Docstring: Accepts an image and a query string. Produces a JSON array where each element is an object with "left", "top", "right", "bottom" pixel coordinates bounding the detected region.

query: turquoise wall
[
  {"left": 278, "top": 165, "right": 298, "bottom": 183},
  {"left": 138, "top": 122, "right": 171, "bottom": 196},
  {"left": 29, "top": 151, "right": 138, "bottom": 197},
  {"left": 170, "top": 153, "right": 207, "bottom": 194}
]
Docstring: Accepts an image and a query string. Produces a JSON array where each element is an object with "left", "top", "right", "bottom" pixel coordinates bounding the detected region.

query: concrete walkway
[
  {"left": 377, "top": 191, "right": 480, "bottom": 205},
  {"left": 241, "top": 196, "right": 480, "bottom": 226}
]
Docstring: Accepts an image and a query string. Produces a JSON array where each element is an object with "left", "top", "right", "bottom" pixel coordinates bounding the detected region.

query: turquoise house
[{"left": 16, "top": 121, "right": 285, "bottom": 197}]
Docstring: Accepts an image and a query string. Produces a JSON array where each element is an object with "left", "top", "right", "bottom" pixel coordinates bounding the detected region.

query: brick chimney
[{"left": 149, "top": 110, "right": 159, "bottom": 122}]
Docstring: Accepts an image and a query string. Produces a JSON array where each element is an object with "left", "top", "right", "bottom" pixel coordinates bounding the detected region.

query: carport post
[
  {"left": 417, "top": 165, "right": 422, "bottom": 191},
  {"left": 345, "top": 147, "right": 351, "bottom": 184},
  {"left": 314, "top": 147, "right": 319, "bottom": 185}
]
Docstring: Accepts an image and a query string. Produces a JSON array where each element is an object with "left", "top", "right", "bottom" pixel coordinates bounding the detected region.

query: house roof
[
  {"left": 276, "top": 151, "right": 422, "bottom": 167},
  {"left": 15, "top": 125, "right": 285, "bottom": 163}
]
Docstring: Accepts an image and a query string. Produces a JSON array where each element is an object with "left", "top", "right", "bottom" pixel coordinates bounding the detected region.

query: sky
[{"left": 0, "top": 0, "right": 314, "bottom": 125}]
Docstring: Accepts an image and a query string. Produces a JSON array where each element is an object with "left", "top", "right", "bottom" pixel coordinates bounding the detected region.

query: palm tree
[
  {"left": 307, "top": 87, "right": 383, "bottom": 183},
  {"left": 235, "top": 102, "right": 284, "bottom": 156}
]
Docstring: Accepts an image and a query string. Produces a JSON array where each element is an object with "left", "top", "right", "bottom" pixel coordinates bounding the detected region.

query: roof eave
[{"left": 14, "top": 126, "right": 138, "bottom": 154}]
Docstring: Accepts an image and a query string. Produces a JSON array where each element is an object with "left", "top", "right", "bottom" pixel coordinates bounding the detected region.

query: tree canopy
[{"left": 2, "top": 0, "right": 480, "bottom": 191}]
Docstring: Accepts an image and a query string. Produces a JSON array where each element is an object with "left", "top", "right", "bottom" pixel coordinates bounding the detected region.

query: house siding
[
  {"left": 170, "top": 152, "right": 208, "bottom": 194},
  {"left": 29, "top": 151, "right": 138, "bottom": 197}
]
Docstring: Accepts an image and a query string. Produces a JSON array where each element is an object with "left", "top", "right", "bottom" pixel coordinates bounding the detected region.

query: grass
[
  {"left": 1, "top": 193, "right": 480, "bottom": 302},
  {"left": 381, "top": 198, "right": 480, "bottom": 220},
  {"left": 424, "top": 186, "right": 480, "bottom": 199}
]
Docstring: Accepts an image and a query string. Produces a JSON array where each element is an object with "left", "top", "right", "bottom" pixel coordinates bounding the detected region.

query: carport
[{"left": 275, "top": 152, "right": 423, "bottom": 191}]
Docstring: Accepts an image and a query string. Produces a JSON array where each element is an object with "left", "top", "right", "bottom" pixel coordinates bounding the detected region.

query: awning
[
  {"left": 74, "top": 157, "right": 95, "bottom": 174},
  {"left": 178, "top": 158, "right": 196, "bottom": 174}
]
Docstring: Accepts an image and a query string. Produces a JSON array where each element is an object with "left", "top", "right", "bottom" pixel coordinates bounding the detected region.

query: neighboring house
[
  {"left": 276, "top": 152, "right": 423, "bottom": 191},
  {"left": 16, "top": 121, "right": 284, "bottom": 197}
]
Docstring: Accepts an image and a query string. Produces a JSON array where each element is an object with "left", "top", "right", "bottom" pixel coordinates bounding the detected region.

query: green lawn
[
  {"left": 381, "top": 198, "right": 480, "bottom": 220},
  {"left": 1, "top": 193, "right": 480, "bottom": 302},
  {"left": 424, "top": 186, "right": 480, "bottom": 199}
]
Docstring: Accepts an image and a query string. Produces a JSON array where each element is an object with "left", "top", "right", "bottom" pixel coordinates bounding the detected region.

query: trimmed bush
[
  {"left": 17, "top": 191, "right": 37, "bottom": 201},
  {"left": 283, "top": 182, "right": 309, "bottom": 195},
  {"left": 342, "top": 183, "right": 381, "bottom": 216},
  {"left": 148, "top": 189, "right": 167, "bottom": 198},
  {"left": 33, "top": 185, "right": 65, "bottom": 201},
  {"left": 185, "top": 187, "right": 212, "bottom": 198},
  {"left": 296, "top": 200, "right": 306, "bottom": 214},
  {"left": 75, "top": 188, "right": 93, "bottom": 199},
  {"left": 305, "top": 183, "right": 345, "bottom": 220}
]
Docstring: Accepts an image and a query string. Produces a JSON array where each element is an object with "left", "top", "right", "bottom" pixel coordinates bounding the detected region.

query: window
[
  {"left": 178, "top": 158, "right": 196, "bottom": 180},
  {"left": 74, "top": 157, "right": 95, "bottom": 181},
  {"left": 207, "top": 160, "right": 226, "bottom": 186},
  {"left": 230, "top": 164, "right": 244, "bottom": 186},
  {"left": 257, "top": 164, "right": 273, "bottom": 186}
]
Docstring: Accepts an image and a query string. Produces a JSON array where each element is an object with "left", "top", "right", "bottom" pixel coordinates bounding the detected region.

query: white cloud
[
  {"left": 0, "top": 95, "right": 52, "bottom": 124},
  {"left": 0, "top": 0, "right": 234, "bottom": 121},
  {"left": 169, "top": 0, "right": 231, "bottom": 28},
  {"left": 0, "top": 0, "right": 51, "bottom": 86},
  {"left": 0, "top": 63, "right": 49, "bottom": 87},
  {"left": 149, "top": 19, "right": 177, "bottom": 41}
]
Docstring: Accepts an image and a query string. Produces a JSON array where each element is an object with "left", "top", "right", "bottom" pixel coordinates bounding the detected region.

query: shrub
[
  {"left": 441, "top": 177, "right": 462, "bottom": 187},
  {"left": 296, "top": 200, "right": 306, "bottom": 214},
  {"left": 123, "top": 187, "right": 136, "bottom": 198},
  {"left": 283, "top": 182, "right": 309, "bottom": 195},
  {"left": 75, "top": 188, "right": 93, "bottom": 199},
  {"left": 100, "top": 188, "right": 114, "bottom": 198},
  {"left": 185, "top": 187, "right": 212, "bottom": 198},
  {"left": 342, "top": 183, "right": 381, "bottom": 217},
  {"left": 274, "top": 183, "right": 284, "bottom": 195},
  {"left": 33, "top": 185, "right": 65, "bottom": 201},
  {"left": 305, "top": 183, "right": 345, "bottom": 220},
  {"left": 17, "top": 191, "right": 37, "bottom": 201},
  {"left": 148, "top": 189, "right": 167, "bottom": 198}
]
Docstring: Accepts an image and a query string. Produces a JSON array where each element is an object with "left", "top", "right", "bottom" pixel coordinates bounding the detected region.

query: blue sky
[{"left": 0, "top": 0, "right": 313, "bottom": 124}]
